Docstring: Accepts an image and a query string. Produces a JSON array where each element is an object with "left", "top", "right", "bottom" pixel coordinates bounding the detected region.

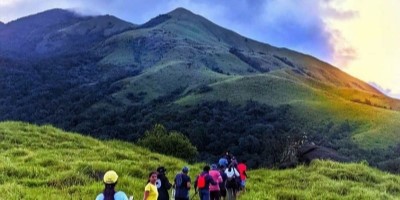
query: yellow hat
[{"left": 103, "top": 170, "right": 118, "bottom": 184}]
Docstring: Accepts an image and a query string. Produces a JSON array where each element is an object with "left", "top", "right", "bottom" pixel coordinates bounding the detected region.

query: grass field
[{"left": 2, "top": 121, "right": 400, "bottom": 199}]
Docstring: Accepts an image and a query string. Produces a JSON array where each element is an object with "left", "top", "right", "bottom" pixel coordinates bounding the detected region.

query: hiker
[
  {"left": 230, "top": 157, "right": 238, "bottom": 166},
  {"left": 96, "top": 170, "right": 129, "bottom": 200},
  {"left": 156, "top": 166, "right": 172, "bottom": 200},
  {"left": 218, "top": 153, "right": 228, "bottom": 168},
  {"left": 209, "top": 164, "right": 223, "bottom": 200},
  {"left": 144, "top": 171, "right": 159, "bottom": 200},
  {"left": 173, "top": 166, "right": 191, "bottom": 200},
  {"left": 237, "top": 160, "right": 248, "bottom": 193},
  {"left": 224, "top": 151, "right": 233, "bottom": 166},
  {"left": 194, "top": 165, "right": 217, "bottom": 200},
  {"left": 224, "top": 163, "right": 240, "bottom": 200},
  {"left": 218, "top": 165, "right": 228, "bottom": 200}
]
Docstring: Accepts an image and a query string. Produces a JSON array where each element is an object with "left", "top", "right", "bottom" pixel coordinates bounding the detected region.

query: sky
[{"left": 0, "top": 0, "right": 399, "bottom": 99}]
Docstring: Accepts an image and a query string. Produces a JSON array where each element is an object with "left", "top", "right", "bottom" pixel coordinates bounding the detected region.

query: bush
[{"left": 137, "top": 124, "right": 198, "bottom": 162}]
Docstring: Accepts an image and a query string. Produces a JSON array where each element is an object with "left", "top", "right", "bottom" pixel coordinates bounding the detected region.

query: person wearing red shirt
[{"left": 237, "top": 160, "right": 248, "bottom": 192}]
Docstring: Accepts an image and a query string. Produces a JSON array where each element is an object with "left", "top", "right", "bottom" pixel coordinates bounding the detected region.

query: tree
[{"left": 137, "top": 124, "right": 198, "bottom": 161}]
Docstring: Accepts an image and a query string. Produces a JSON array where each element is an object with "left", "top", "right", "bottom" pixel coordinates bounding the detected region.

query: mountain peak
[
  {"left": 138, "top": 7, "right": 198, "bottom": 29},
  {"left": 7, "top": 8, "right": 81, "bottom": 28},
  {"left": 32, "top": 8, "right": 75, "bottom": 16},
  {"left": 167, "top": 7, "right": 207, "bottom": 22},
  {"left": 168, "top": 7, "right": 196, "bottom": 17}
]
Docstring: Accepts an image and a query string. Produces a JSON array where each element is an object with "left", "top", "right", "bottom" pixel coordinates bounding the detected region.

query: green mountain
[
  {"left": 1, "top": 122, "right": 400, "bottom": 199},
  {"left": 1, "top": 8, "right": 400, "bottom": 169}
]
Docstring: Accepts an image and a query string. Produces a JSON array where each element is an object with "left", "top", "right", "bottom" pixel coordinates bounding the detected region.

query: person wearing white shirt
[{"left": 224, "top": 164, "right": 240, "bottom": 200}]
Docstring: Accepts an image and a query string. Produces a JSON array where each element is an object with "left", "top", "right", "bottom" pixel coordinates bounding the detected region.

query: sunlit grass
[
  {"left": 176, "top": 71, "right": 400, "bottom": 150},
  {"left": 243, "top": 160, "right": 400, "bottom": 200}
]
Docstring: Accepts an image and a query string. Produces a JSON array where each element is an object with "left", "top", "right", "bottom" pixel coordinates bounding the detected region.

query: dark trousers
[
  {"left": 210, "top": 191, "right": 221, "bottom": 200},
  {"left": 199, "top": 189, "right": 210, "bottom": 200},
  {"left": 175, "top": 198, "right": 189, "bottom": 200},
  {"left": 220, "top": 189, "right": 227, "bottom": 200}
]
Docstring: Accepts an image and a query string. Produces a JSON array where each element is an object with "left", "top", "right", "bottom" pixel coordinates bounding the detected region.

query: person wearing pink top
[{"left": 209, "top": 164, "right": 223, "bottom": 200}]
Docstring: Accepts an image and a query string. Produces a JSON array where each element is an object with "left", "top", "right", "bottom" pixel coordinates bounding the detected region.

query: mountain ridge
[{"left": 95, "top": 7, "right": 385, "bottom": 99}]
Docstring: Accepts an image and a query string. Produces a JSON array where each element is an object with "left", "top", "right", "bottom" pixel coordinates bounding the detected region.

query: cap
[
  {"left": 103, "top": 170, "right": 118, "bottom": 184},
  {"left": 182, "top": 166, "right": 189, "bottom": 173},
  {"left": 157, "top": 166, "right": 167, "bottom": 174}
]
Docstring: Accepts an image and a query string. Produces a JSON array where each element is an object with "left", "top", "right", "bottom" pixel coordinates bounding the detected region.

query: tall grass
[
  {"left": 243, "top": 160, "right": 400, "bottom": 200},
  {"left": 0, "top": 121, "right": 202, "bottom": 199}
]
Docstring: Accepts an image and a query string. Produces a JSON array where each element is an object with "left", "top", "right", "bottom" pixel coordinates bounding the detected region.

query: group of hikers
[{"left": 96, "top": 152, "right": 248, "bottom": 200}]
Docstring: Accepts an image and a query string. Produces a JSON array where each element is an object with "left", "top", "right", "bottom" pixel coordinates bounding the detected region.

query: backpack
[
  {"left": 175, "top": 173, "right": 183, "bottom": 188},
  {"left": 226, "top": 177, "right": 237, "bottom": 189},
  {"left": 156, "top": 178, "right": 162, "bottom": 189},
  {"left": 197, "top": 174, "right": 206, "bottom": 189}
]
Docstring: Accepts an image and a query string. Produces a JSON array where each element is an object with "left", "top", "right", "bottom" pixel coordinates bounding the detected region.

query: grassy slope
[
  {"left": 176, "top": 69, "right": 400, "bottom": 149},
  {"left": 250, "top": 160, "right": 400, "bottom": 200},
  {"left": 2, "top": 122, "right": 400, "bottom": 199},
  {"left": 0, "top": 121, "right": 196, "bottom": 199}
]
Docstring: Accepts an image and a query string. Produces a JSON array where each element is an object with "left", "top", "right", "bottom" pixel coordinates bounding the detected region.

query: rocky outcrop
[
  {"left": 279, "top": 143, "right": 349, "bottom": 169},
  {"left": 297, "top": 144, "right": 349, "bottom": 164}
]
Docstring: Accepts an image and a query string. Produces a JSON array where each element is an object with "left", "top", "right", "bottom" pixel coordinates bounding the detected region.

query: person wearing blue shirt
[
  {"left": 218, "top": 157, "right": 228, "bottom": 168},
  {"left": 96, "top": 170, "right": 129, "bottom": 200},
  {"left": 174, "top": 166, "right": 191, "bottom": 200}
]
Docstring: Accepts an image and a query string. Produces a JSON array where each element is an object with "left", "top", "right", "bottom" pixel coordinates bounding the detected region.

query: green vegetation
[
  {"left": 248, "top": 160, "right": 400, "bottom": 199},
  {"left": 137, "top": 124, "right": 198, "bottom": 161},
  {"left": 2, "top": 122, "right": 400, "bottom": 199}
]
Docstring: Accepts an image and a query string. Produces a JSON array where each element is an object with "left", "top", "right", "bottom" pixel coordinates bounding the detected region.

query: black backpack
[{"left": 175, "top": 173, "right": 183, "bottom": 188}]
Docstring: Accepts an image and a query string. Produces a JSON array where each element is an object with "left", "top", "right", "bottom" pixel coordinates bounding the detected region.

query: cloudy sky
[{"left": 1, "top": 0, "right": 399, "bottom": 98}]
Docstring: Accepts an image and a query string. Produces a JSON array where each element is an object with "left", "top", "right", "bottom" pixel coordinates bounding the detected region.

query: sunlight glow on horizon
[{"left": 326, "top": 1, "right": 400, "bottom": 98}]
